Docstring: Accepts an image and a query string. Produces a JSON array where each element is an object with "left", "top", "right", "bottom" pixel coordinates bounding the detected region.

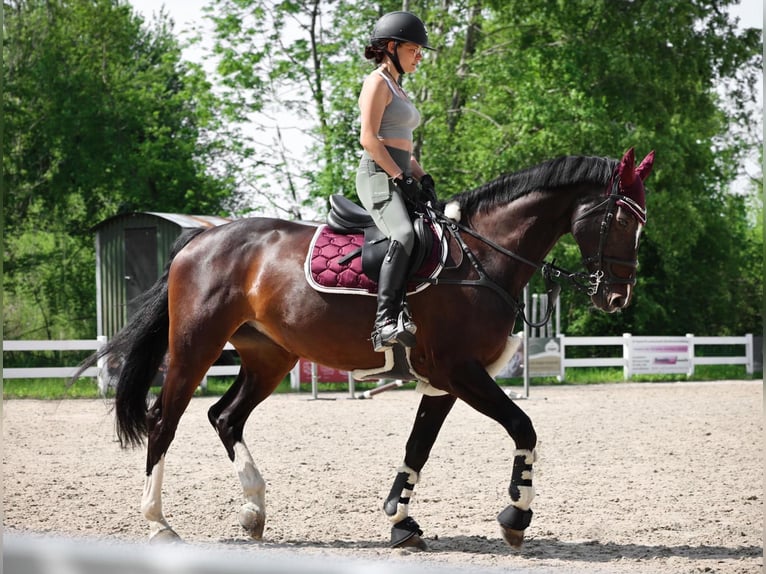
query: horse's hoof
[
  {"left": 239, "top": 502, "right": 265, "bottom": 540},
  {"left": 497, "top": 504, "right": 532, "bottom": 549},
  {"left": 149, "top": 527, "right": 183, "bottom": 544},
  {"left": 395, "top": 533, "right": 428, "bottom": 551},
  {"left": 500, "top": 525, "right": 525, "bottom": 549},
  {"left": 390, "top": 517, "right": 426, "bottom": 550}
]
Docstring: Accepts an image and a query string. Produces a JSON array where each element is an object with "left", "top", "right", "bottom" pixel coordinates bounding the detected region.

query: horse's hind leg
[
  {"left": 141, "top": 358, "right": 209, "bottom": 542},
  {"left": 207, "top": 341, "right": 297, "bottom": 540},
  {"left": 384, "top": 393, "right": 457, "bottom": 549}
]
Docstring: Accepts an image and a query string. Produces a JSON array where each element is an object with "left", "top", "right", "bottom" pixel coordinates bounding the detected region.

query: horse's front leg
[
  {"left": 383, "top": 393, "right": 457, "bottom": 549},
  {"left": 446, "top": 360, "right": 538, "bottom": 549}
]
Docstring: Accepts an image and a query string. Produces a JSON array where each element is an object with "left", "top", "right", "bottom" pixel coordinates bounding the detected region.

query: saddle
[{"left": 306, "top": 195, "right": 447, "bottom": 296}]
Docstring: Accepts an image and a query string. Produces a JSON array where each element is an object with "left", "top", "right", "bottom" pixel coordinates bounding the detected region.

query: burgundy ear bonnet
[{"left": 614, "top": 148, "right": 655, "bottom": 225}]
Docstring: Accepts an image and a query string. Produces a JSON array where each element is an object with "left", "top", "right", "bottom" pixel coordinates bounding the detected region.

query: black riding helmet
[
  {"left": 371, "top": 11, "right": 432, "bottom": 78},
  {"left": 371, "top": 11, "right": 433, "bottom": 49}
]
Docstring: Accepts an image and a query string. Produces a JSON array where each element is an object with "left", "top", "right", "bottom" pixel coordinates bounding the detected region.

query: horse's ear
[
  {"left": 635, "top": 150, "right": 655, "bottom": 181},
  {"left": 618, "top": 147, "right": 636, "bottom": 186}
]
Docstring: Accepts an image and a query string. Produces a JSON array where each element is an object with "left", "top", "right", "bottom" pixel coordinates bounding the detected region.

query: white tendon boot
[{"left": 497, "top": 448, "right": 537, "bottom": 549}]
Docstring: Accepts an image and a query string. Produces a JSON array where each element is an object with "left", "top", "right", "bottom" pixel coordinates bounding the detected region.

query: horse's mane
[{"left": 452, "top": 155, "right": 618, "bottom": 217}]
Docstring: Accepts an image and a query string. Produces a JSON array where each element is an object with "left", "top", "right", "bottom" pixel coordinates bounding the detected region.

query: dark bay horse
[{"left": 74, "top": 148, "right": 654, "bottom": 549}]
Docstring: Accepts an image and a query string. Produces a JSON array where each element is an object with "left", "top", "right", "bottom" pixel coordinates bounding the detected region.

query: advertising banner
[
  {"left": 629, "top": 336, "right": 691, "bottom": 375},
  {"left": 298, "top": 359, "right": 348, "bottom": 383}
]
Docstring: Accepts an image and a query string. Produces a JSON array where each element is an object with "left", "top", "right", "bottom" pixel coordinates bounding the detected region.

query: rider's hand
[
  {"left": 419, "top": 174, "right": 437, "bottom": 205},
  {"left": 393, "top": 175, "right": 420, "bottom": 198}
]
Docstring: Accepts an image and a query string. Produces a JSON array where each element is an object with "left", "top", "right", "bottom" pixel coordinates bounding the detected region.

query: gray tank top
[{"left": 376, "top": 71, "right": 421, "bottom": 141}]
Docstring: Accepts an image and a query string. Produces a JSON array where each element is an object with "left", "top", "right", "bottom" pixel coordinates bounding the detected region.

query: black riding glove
[
  {"left": 419, "top": 174, "right": 437, "bottom": 205},
  {"left": 393, "top": 175, "right": 420, "bottom": 199}
]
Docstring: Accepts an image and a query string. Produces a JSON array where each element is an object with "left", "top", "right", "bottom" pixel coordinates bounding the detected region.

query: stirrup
[
  {"left": 400, "top": 305, "right": 417, "bottom": 335},
  {"left": 371, "top": 320, "right": 400, "bottom": 352},
  {"left": 371, "top": 314, "right": 416, "bottom": 352}
]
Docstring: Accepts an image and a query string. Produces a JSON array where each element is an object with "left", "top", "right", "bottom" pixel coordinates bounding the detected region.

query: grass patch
[
  {"left": 2, "top": 378, "right": 103, "bottom": 400},
  {"left": 3, "top": 364, "right": 760, "bottom": 400},
  {"left": 498, "top": 364, "right": 759, "bottom": 386}
]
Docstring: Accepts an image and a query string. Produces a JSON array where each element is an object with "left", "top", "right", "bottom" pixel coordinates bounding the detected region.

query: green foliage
[
  {"left": 3, "top": 0, "right": 237, "bottom": 338},
  {"left": 407, "top": 0, "right": 763, "bottom": 336},
  {"left": 2, "top": 0, "right": 761, "bottom": 341},
  {"left": 206, "top": 0, "right": 761, "bottom": 336}
]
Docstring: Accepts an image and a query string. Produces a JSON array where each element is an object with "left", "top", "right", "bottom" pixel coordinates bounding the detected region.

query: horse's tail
[{"left": 71, "top": 228, "right": 207, "bottom": 448}]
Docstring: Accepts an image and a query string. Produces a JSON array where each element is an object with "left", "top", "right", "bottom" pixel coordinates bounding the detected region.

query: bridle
[
  {"left": 418, "top": 170, "right": 644, "bottom": 328},
  {"left": 569, "top": 169, "right": 645, "bottom": 298}
]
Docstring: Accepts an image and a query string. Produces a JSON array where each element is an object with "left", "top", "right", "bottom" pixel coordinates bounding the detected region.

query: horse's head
[{"left": 572, "top": 148, "right": 655, "bottom": 313}]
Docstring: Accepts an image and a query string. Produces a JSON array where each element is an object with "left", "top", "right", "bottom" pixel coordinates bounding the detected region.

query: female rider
[{"left": 356, "top": 11, "right": 436, "bottom": 352}]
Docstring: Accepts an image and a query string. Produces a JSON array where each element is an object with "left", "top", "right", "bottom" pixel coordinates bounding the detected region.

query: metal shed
[{"left": 93, "top": 212, "right": 231, "bottom": 338}]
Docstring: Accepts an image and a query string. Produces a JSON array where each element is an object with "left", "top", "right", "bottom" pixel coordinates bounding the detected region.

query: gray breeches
[{"left": 355, "top": 147, "right": 415, "bottom": 256}]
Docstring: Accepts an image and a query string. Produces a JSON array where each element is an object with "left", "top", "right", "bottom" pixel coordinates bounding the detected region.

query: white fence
[
  {"left": 2, "top": 337, "right": 240, "bottom": 395},
  {"left": 3, "top": 334, "right": 758, "bottom": 395},
  {"left": 561, "top": 333, "right": 756, "bottom": 379}
]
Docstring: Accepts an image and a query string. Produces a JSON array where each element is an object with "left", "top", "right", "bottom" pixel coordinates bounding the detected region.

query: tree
[
  {"left": 412, "top": 0, "right": 763, "bottom": 336},
  {"left": 207, "top": 0, "right": 761, "bottom": 336},
  {"left": 203, "top": 0, "right": 381, "bottom": 219},
  {"left": 3, "top": 0, "right": 236, "bottom": 338}
]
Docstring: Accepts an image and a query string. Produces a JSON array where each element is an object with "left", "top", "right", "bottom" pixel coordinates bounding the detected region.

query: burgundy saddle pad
[{"left": 305, "top": 224, "right": 445, "bottom": 296}]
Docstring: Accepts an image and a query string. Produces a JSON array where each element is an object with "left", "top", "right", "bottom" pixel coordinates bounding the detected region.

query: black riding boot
[{"left": 372, "top": 240, "right": 417, "bottom": 352}]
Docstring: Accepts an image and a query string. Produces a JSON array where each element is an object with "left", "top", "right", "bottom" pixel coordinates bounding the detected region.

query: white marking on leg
[
  {"left": 141, "top": 456, "right": 173, "bottom": 538},
  {"left": 511, "top": 448, "right": 536, "bottom": 511},
  {"left": 388, "top": 464, "right": 419, "bottom": 524},
  {"left": 233, "top": 441, "right": 265, "bottom": 509},
  {"left": 233, "top": 440, "right": 267, "bottom": 538}
]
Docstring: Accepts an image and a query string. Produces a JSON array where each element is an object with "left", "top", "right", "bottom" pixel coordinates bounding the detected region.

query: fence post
[
  {"left": 622, "top": 333, "right": 632, "bottom": 380},
  {"left": 558, "top": 333, "right": 566, "bottom": 382},
  {"left": 745, "top": 333, "right": 754, "bottom": 375},
  {"left": 96, "top": 335, "right": 108, "bottom": 396},
  {"left": 522, "top": 287, "right": 530, "bottom": 398},
  {"left": 290, "top": 363, "right": 301, "bottom": 391},
  {"left": 686, "top": 334, "right": 695, "bottom": 378},
  {"left": 311, "top": 362, "right": 319, "bottom": 399}
]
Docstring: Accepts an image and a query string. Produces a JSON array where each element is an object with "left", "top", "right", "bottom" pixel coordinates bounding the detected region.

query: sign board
[
  {"left": 629, "top": 336, "right": 691, "bottom": 375},
  {"left": 528, "top": 337, "right": 563, "bottom": 377},
  {"left": 496, "top": 337, "right": 562, "bottom": 378}
]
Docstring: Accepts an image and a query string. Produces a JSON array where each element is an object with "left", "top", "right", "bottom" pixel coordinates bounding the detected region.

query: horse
[{"left": 73, "top": 147, "right": 654, "bottom": 550}]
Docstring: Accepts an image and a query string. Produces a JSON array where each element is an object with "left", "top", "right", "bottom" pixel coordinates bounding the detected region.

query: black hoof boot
[
  {"left": 390, "top": 517, "right": 426, "bottom": 550},
  {"left": 497, "top": 504, "right": 533, "bottom": 549}
]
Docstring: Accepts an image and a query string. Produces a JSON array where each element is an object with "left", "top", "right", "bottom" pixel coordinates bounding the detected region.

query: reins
[
  {"left": 427, "top": 208, "right": 594, "bottom": 328},
  {"left": 407, "top": 173, "right": 631, "bottom": 328}
]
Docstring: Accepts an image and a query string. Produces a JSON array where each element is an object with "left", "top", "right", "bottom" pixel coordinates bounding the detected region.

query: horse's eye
[{"left": 616, "top": 215, "right": 631, "bottom": 229}]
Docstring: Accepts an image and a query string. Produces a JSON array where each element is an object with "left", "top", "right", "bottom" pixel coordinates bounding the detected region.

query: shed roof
[{"left": 92, "top": 211, "right": 232, "bottom": 231}]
